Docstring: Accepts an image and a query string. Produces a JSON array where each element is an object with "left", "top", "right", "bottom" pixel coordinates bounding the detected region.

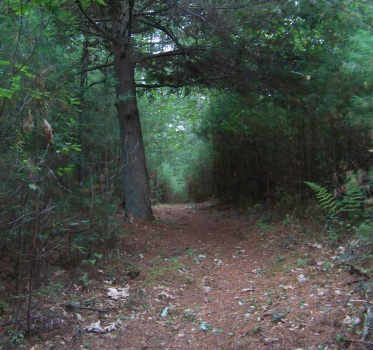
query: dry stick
[
  {"left": 348, "top": 300, "right": 373, "bottom": 305},
  {"left": 344, "top": 339, "right": 373, "bottom": 346},
  {"left": 324, "top": 299, "right": 373, "bottom": 306},
  {"left": 305, "top": 299, "right": 373, "bottom": 311},
  {"left": 45, "top": 299, "right": 110, "bottom": 313},
  {"left": 337, "top": 279, "right": 367, "bottom": 285},
  {"left": 62, "top": 303, "right": 110, "bottom": 313},
  {"left": 336, "top": 262, "right": 371, "bottom": 279},
  {"left": 63, "top": 267, "right": 81, "bottom": 294}
]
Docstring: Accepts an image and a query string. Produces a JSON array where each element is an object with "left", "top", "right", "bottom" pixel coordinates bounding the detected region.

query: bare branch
[
  {"left": 136, "top": 76, "right": 227, "bottom": 89},
  {"left": 139, "top": 49, "right": 185, "bottom": 62},
  {"left": 75, "top": 0, "right": 112, "bottom": 39},
  {"left": 77, "top": 62, "right": 114, "bottom": 75}
]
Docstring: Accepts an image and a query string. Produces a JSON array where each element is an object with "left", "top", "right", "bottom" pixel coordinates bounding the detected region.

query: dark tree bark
[
  {"left": 77, "top": 39, "right": 89, "bottom": 185},
  {"left": 110, "top": 0, "right": 153, "bottom": 219}
]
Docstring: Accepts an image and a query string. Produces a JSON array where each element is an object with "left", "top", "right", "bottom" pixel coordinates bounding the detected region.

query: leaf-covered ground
[{"left": 9, "top": 203, "right": 372, "bottom": 349}]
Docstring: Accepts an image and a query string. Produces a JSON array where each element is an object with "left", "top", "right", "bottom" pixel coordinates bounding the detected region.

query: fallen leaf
[
  {"left": 86, "top": 321, "right": 105, "bottom": 333},
  {"left": 107, "top": 286, "right": 130, "bottom": 300},
  {"left": 342, "top": 316, "right": 361, "bottom": 325},
  {"left": 161, "top": 307, "right": 169, "bottom": 318},
  {"left": 105, "top": 323, "right": 117, "bottom": 332},
  {"left": 85, "top": 320, "right": 119, "bottom": 333},
  {"left": 298, "top": 274, "right": 307, "bottom": 282},
  {"left": 281, "top": 285, "right": 295, "bottom": 290},
  {"left": 309, "top": 243, "right": 323, "bottom": 249}
]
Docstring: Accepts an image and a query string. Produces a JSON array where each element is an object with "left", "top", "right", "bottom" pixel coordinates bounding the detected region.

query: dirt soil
[{"left": 12, "top": 202, "right": 371, "bottom": 349}]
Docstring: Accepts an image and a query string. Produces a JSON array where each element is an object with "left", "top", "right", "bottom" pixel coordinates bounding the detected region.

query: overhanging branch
[
  {"left": 139, "top": 49, "right": 185, "bottom": 62},
  {"left": 140, "top": 17, "right": 185, "bottom": 49},
  {"left": 75, "top": 0, "right": 112, "bottom": 40},
  {"left": 77, "top": 62, "right": 113, "bottom": 75},
  {"left": 136, "top": 76, "right": 227, "bottom": 89}
]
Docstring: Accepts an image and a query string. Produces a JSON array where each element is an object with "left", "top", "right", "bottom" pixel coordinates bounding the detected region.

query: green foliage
[
  {"left": 304, "top": 182, "right": 338, "bottom": 214},
  {"left": 307, "top": 172, "right": 373, "bottom": 301},
  {"left": 198, "top": 1, "right": 373, "bottom": 207},
  {"left": 305, "top": 175, "right": 366, "bottom": 220},
  {"left": 341, "top": 180, "right": 364, "bottom": 215},
  {"left": 0, "top": 4, "right": 123, "bottom": 344},
  {"left": 140, "top": 90, "right": 213, "bottom": 203},
  {"left": 0, "top": 0, "right": 372, "bottom": 344},
  {"left": 346, "top": 221, "right": 373, "bottom": 267},
  {"left": 145, "top": 258, "right": 186, "bottom": 287},
  {"left": 255, "top": 217, "right": 274, "bottom": 231}
]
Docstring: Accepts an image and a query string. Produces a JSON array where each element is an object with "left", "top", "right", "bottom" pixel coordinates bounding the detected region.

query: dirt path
[{"left": 25, "top": 203, "right": 364, "bottom": 349}]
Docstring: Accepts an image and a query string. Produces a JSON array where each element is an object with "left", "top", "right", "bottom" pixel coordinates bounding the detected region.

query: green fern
[
  {"left": 305, "top": 177, "right": 365, "bottom": 218},
  {"left": 343, "top": 180, "right": 363, "bottom": 213},
  {"left": 305, "top": 182, "right": 338, "bottom": 214}
]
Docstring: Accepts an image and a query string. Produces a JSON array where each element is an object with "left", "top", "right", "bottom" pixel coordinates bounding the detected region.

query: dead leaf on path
[
  {"left": 156, "top": 291, "right": 175, "bottom": 300},
  {"left": 281, "top": 285, "right": 295, "bottom": 290},
  {"left": 309, "top": 243, "right": 323, "bottom": 249},
  {"left": 298, "top": 274, "right": 307, "bottom": 282},
  {"left": 85, "top": 320, "right": 105, "bottom": 333},
  {"left": 105, "top": 323, "right": 118, "bottom": 332},
  {"left": 264, "top": 337, "right": 279, "bottom": 343},
  {"left": 342, "top": 315, "right": 361, "bottom": 325},
  {"left": 107, "top": 286, "right": 130, "bottom": 300},
  {"left": 85, "top": 320, "right": 120, "bottom": 333},
  {"left": 316, "top": 287, "right": 329, "bottom": 296}
]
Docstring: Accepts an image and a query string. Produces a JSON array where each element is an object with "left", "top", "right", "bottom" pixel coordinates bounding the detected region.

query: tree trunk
[
  {"left": 111, "top": 0, "right": 153, "bottom": 219},
  {"left": 77, "top": 39, "right": 89, "bottom": 186}
]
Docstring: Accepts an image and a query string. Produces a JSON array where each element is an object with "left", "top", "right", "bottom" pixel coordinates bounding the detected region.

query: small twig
[
  {"left": 324, "top": 299, "right": 373, "bottom": 306},
  {"left": 336, "top": 262, "right": 371, "bottom": 279},
  {"left": 343, "top": 295, "right": 352, "bottom": 307},
  {"left": 349, "top": 300, "right": 373, "bottom": 305},
  {"left": 45, "top": 299, "right": 110, "bottom": 313},
  {"left": 264, "top": 338, "right": 280, "bottom": 344},
  {"left": 63, "top": 267, "right": 80, "bottom": 294},
  {"left": 0, "top": 319, "right": 14, "bottom": 327},
  {"left": 338, "top": 278, "right": 367, "bottom": 285},
  {"left": 344, "top": 338, "right": 373, "bottom": 345},
  {"left": 62, "top": 303, "right": 110, "bottom": 313}
]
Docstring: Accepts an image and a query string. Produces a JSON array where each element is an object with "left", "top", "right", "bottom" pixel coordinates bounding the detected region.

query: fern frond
[
  {"left": 341, "top": 178, "right": 364, "bottom": 213},
  {"left": 305, "top": 182, "right": 338, "bottom": 214}
]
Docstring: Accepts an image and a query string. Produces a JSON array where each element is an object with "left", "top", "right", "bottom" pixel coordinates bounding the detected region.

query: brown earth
[{"left": 10, "top": 202, "right": 371, "bottom": 349}]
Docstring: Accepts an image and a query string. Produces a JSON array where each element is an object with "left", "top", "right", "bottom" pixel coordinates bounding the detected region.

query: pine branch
[
  {"left": 136, "top": 76, "right": 227, "bottom": 89},
  {"left": 77, "top": 62, "right": 114, "bottom": 75},
  {"left": 139, "top": 49, "right": 186, "bottom": 62},
  {"left": 75, "top": 0, "right": 112, "bottom": 40}
]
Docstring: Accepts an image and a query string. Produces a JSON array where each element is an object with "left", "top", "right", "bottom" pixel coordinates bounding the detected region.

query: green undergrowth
[
  {"left": 145, "top": 257, "right": 191, "bottom": 287},
  {"left": 305, "top": 176, "right": 373, "bottom": 346}
]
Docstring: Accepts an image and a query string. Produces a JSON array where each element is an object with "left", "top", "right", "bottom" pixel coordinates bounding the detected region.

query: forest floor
[{"left": 9, "top": 202, "right": 372, "bottom": 349}]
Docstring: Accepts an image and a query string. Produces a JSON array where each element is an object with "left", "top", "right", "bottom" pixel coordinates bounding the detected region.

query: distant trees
[
  {"left": 139, "top": 91, "right": 213, "bottom": 203},
  {"left": 199, "top": 1, "right": 373, "bottom": 206}
]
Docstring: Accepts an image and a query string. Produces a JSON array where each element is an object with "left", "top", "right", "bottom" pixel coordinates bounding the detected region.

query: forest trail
[{"left": 22, "top": 203, "right": 362, "bottom": 349}]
